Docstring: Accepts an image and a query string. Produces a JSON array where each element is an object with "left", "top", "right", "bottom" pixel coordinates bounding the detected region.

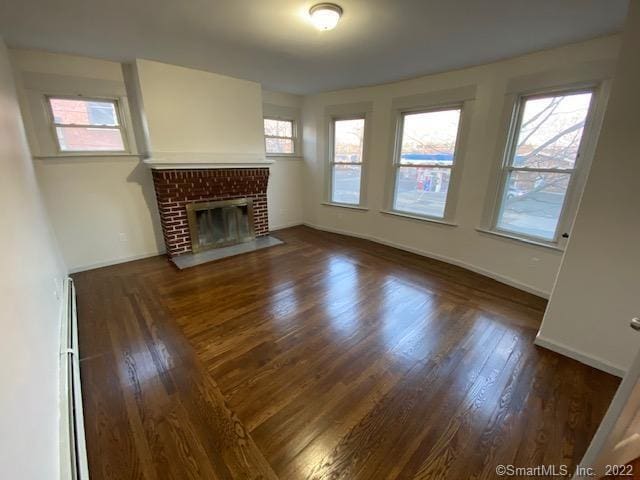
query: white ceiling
[{"left": 0, "top": 0, "right": 629, "bottom": 94}]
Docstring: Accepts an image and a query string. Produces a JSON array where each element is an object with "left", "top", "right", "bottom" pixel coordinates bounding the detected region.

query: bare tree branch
[
  {"left": 520, "top": 121, "right": 585, "bottom": 161},
  {"left": 517, "top": 98, "right": 562, "bottom": 148}
]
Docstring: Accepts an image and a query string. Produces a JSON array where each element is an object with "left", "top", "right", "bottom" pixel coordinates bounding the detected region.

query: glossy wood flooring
[{"left": 75, "top": 226, "right": 620, "bottom": 479}]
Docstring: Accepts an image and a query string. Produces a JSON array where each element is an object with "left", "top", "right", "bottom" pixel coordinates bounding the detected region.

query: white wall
[
  {"left": 302, "top": 36, "right": 620, "bottom": 297},
  {"left": 0, "top": 39, "right": 67, "bottom": 480},
  {"left": 135, "top": 59, "right": 266, "bottom": 163},
  {"left": 537, "top": 2, "right": 640, "bottom": 376},
  {"left": 262, "top": 89, "right": 306, "bottom": 230},
  {"left": 11, "top": 49, "right": 165, "bottom": 272},
  {"left": 34, "top": 156, "right": 164, "bottom": 271}
]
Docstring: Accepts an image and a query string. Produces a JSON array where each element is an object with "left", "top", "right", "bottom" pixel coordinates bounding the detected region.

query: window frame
[
  {"left": 263, "top": 116, "right": 297, "bottom": 156},
  {"left": 45, "top": 94, "right": 130, "bottom": 155},
  {"left": 328, "top": 114, "right": 367, "bottom": 207},
  {"left": 389, "top": 103, "right": 465, "bottom": 222},
  {"left": 490, "top": 86, "right": 597, "bottom": 245}
]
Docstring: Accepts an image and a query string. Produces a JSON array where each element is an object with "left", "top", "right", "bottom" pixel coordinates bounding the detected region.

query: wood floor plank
[{"left": 74, "top": 226, "right": 619, "bottom": 479}]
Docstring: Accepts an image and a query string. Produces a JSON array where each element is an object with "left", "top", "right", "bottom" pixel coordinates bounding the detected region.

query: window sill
[
  {"left": 322, "top": 202, "right": 369, "bottom": 211},
  {"left": 380, "top": 210, "right": 458, "bottom": 226},
  {"left": 475, "top": 228, "right": 565, "bottom": 252},
  {"left": 266, "top": 154, "right": 303, "bottom": 160},
  {"left": 34, "top": 153, "right": 140, "bottom": 159}
]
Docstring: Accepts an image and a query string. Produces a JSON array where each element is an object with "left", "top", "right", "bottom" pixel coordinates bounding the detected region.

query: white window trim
[
  {"left": 386, "top": 98, "right": 473, "bottom": 224},
  {"left": 263, "top": 116, "right": 298, "bottom": 157},
  {"left": 486, "top": 83, "right": 608, "bottom": 248},
  {"left": 263, "top": 102, "right": 302, "bottom": 158},
  {"left": 327, "top": 113, "right": 369, "bottom": 208},
  {"left": 321, "top": 202, "right": 369, "bottom": 212},
  {"left": 45, "top": 94, "right": 131, "bottom": 155}
]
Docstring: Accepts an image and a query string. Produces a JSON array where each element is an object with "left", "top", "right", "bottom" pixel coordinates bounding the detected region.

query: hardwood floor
[{"left": 74, "top": 226, "right": 619, "bottom": 479}]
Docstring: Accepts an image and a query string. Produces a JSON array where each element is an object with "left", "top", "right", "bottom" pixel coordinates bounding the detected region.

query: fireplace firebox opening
[{"left": 186, "top": 198, "right": 256, "bottom": 253}]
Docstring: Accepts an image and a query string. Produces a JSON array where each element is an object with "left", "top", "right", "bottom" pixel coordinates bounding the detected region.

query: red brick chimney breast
[{"left": 151, "top": 168, "right": 269, "bottom": 256}]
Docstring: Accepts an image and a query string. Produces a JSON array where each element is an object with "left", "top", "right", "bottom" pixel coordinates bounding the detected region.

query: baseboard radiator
[{"left": 60, "top": 278, "right": 90, "bottom": 480}]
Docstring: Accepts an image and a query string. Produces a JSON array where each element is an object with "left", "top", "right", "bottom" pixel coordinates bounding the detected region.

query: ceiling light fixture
[{"left": 309, "top": 3, "right": 343, "bottom": 31}]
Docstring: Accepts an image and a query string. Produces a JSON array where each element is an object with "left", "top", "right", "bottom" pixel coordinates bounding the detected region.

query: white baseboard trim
[
  {"left": 303, "top": 222, "right": 550, "bottom": 299},
  {"left": 69, "top": 225, "right": 305, "bottom": 274},
  {"left": 269, "top": 221, "right": 304, "bottom": 231},
  {"left": 534, "top": 334, "right": 625, "bottom": 377},
  {"left": 68, "top": 250, "right": 165, "bottom": 274},
  {"left": 67, "top": 225, "right": 307, "bottom": 274}
]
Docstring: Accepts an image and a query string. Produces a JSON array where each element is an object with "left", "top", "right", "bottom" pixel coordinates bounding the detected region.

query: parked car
[{"left": 506, "top": 186, "right": 527, "bottom": 199}]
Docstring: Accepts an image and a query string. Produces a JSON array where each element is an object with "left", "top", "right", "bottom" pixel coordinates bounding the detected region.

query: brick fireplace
[{"left": 151, "top": 168, "right": 269, "bottom": 257}]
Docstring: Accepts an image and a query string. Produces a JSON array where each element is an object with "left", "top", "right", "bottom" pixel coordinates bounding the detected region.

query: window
[
  {"left": 47, "top": 97, "right": 127, "bottom": 153},
  {"left": 494, "top": 90, "right": 594, "bottom": 242},
  {"left": 392, "top": 107, "right": 462, "bottom": 219},
  {"left": 264, "top": 118, "right": 296, "bottom": 155},
  {"left": 329, "top": 117, "right": 365, "bottom": 205}
]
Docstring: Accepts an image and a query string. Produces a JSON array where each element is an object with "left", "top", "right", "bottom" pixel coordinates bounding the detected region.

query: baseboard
[
  {"left": 303, "top": 222, "right": 550, "bottom": 299},
  {"left": 68, "top": 250, "right": 165, "bottom": 274},
  {"left": 534, "top": 334, "right": 625, "bottom": 377},
  {"left": 67, "top": 227, "right": 308, "bottom": 273},
  {"left": 269, "top": 221, "right": 304, "bottom": 231}
]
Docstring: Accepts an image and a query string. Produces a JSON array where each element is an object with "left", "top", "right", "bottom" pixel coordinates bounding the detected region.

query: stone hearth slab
[{"left": 171, "top": 235, "right": 283, "bottom": 270}]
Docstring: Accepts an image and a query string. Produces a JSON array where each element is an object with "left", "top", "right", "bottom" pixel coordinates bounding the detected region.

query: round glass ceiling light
[{"left": 309, "top": 3, "right": 343, "bottom": 31}]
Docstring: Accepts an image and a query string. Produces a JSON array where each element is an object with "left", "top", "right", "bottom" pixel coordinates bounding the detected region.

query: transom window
[
  {"left": 264, "top": 118, "right": 296, "bottom": 155},
  {"left": 330, "top": 117, "right": 365, "bottom": 205},
  {"left": 392, "top": 107, "right": 462, "bottom": 219},
  {"left": 494, "top": 90, "right": 594, "bottom": 242},
  {"left": 47, "top": 97, "right": 127, "bottom": 153}
]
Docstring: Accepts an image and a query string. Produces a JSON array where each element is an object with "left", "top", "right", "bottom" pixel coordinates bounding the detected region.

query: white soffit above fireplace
[
  {"left": 143, "top": 152, "right": 274, "bottom": 169},
  {"left": 130, "top": 59, "right": 266, "bottom": 168}
]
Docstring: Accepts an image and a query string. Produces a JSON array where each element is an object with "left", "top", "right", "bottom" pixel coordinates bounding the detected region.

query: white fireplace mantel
[{"left": 143, "top": 152, "right": 274, "bottom": 170}]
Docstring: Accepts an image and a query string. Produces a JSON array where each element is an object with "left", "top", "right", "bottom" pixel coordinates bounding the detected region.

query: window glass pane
[
  {"left": 50, "top": 98, "right": 118, "bottom": 126},
  {"left": 87, "top": 101, "right": 118, "bottom": 125},
  {"left": 497, "top": 171, "right": 570, "bottom": 240},
  {"left": 512, "top": 92, "right": 592, "bottom": 169},
  {"left": 331, "top": 164, "right": 362, "bottom": 205},
  {"left": 265, "top": 137, "right": 294, "bottom": 154},
  {"left": 55, "top": 127, "right": 125, "bottom": 152},
  {"left": 334, "top": 118, "right": 364, "bottom": 163},
  {"left": 393, "top": 166, "right": 451, "bottom": 218},
  {"left": 399, "top": 109, "right": 461, "bottom": 166},
  {"left": 264, "top": 118, "right": 293, "bottom": 138}
]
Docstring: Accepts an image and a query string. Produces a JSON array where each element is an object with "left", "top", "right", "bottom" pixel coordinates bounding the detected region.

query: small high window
[
  {"left": 47, "top": 97, "right": 127, "bottom": 153},
  {"left": 264, "top": 118, "right": 296, "bottom": 155}
]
